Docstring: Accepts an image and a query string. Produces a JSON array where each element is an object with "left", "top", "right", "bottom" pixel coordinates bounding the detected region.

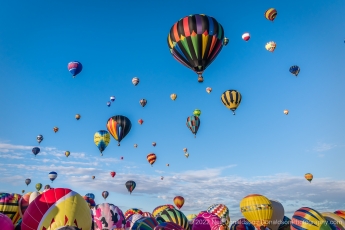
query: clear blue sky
[{"left": 0, "top": 0, "right": 345, "bottom": 221}]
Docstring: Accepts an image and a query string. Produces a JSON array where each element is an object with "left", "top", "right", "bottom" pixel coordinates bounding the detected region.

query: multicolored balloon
[
  {"left": 167, "top": 14, "right": 225, "bottom": 83},
  {"left": 142, "top": 212, "right": 153, "bottom": 218},
  {"left": 147, "top": 153, "right": 157, "bottom": 166},
  {"left": 173, "top": 196, "right": 184, "bottom": 210},
  {"left": 126, "top": 213, "right": 143, "bottom": 229},
  {"left": 53, "top": 127, "right": 59, "bottom": 133},
  {"left": 207, "top": 204, "right": 230, "bottom": 225},
  {"left": 83, "top": 196, "right": 96, "bottom": 209},
  {"left": 102, "top": 191, "right": 109, "bottom": 200},
  {"left": 291, "top": 207, "right": 331, "bottom": 230},
  {"left": 106, "top": 115, "right": 132, "bottom": 146},
  {"left": 67, "top": 61, "right": 83, "bottom": 78},
  {"left": 22, "top": 188, "right": 92, "bottom": 229},
  {"left": 125, "top": 181, "right": 136, "bottom": 194},
  {"left": 0, "top": 193, "right": 21, "bottom": 225},
  {"left": 265, "top": 41, "right": 277, "bottom": 52},
  {"left": 36, "top": 135, "right": 43, "bottom": 144},
  {"left": 206, "top": 87, "right": 212, "bottom": 94},
  {"left": 221, "top": 90, "right": 242, "bottom": 115},
  {"left": 140, "top": 99, "right": 147, "bottom": 107},
  {"left": 152, "top": 205, "right": 175, "bottom": 217},
  {"left": 134, "top": 144, "right": 138, "bottom": 148},
  {"left": 132, "top": 77, "right": 139, "bottom": 86},
  {"left": 242, "top": 33, "right": 250, "bottom": 41},
  {"left": 156, "top": 208, "right": 190, "bottom": 230},
  {"left": 48, "top": 171, "right": 57, "bottom": 182},
  {"left": 265, "top": 8, "right": 277, "bottom": 22},
  {"left": 186, "top": 115, "right": 200, "bottom": 137},
  {"left": 305, "top": 173, "right": 313, "bottom": 182},
  {"left": 321, "top": 212, "right": 345, "bottom": 229},
  {"left": 334, "top": 210, "right": 345, "bottom": 220},
  {"left": 124, "top": 208, "right": 143, "bottom": 219},
  {"left": 93, "top": 203, "right": 126, "bottom": 229},
  {"left": 154, "top": 222, "right": 184, "bottom": 230},
  {"left": 94, "top": 130, "right": 111, "bottom": 154},
  {"left": 193, "top": 109, "right": 201, "bottom": 117},
  {"left": 191, "top": 212, "right": 220, "bottom": 230},
  {"left": 85, "top": 193, "right": 95, "bottom": 200},
  {"left": 132, "top": 216, "right": 158, "bottom": 230}
]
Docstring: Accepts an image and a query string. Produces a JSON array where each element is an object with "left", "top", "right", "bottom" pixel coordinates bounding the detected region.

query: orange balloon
[{"left": 173, "top": 196, "right": 185, "bottom": 210}]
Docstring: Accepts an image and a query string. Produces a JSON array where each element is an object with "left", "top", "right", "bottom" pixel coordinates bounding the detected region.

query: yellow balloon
[
  {"left": 170, "top": 93, "right": 177, "bottom": 101},
  {"left": 322, "top": 212, "right": 345, "bottom": 229},
  {"left": 240, "top": 194, "right": 273, "bottom": 229}
]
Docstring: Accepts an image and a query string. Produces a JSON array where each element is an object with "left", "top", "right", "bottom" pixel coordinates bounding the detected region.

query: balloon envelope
[
  {"left": 92, "top": 203, "right": 126, "bottom": 229},
  {"left": 156, "top": 208, "right": 190, "bottom": 230},
  {"left": 192, "top": 212, "right": 221, "bottom": 230},
  {"left": 0, "top": 213, "right": 14, "bottom": 230},
  {"left": 267, "top": 200, "right": 284, "bottom": 230},
  {"left": 0, "top": 193, "right": 21, "bottom": 225}
]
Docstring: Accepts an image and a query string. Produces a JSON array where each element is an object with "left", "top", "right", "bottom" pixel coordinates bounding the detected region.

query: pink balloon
[
  {"left": 192, "top": 212, "right": 221, "bottom": 230},
  {"left": 0, "top": 213, "right": 14, "bottom": 230}
]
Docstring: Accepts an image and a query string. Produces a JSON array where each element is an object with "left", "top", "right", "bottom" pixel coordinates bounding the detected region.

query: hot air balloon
[
  {"left": 32, "top": 147, "right": 40, "bottom": 157},
  {"left": 126, "top": 213, "right": 143, "bottom": 229},
  {"left": 290, "top": 65, "right": 300, "bottom": 76},
  {"left": 291, "top": 207, "right": 332, "bottom": 230},
  {"left": 44, "top": 185, "right": 51, "bottom": 190},
  {"left": 321, "top": 212, "right": 345, "bottom": 229},
  {"left": 22, "top": 188, "right": 92, "bottom": 230},
  {"left": 223, "top": 37, "right": 229, "bottom": 46},
  {"left": 35, "top": 183, "right": 42, "bottom": 191},
  {"left": 132, "top": 77, "right": 139, "bottom": 86},
  {"left": 155, "top": 222, "right": 184, "bottom": 230},
  {"left": 156, "top": 208, "right": 190, "bottom": 230},
  {"left": 24, "top": 179, "right": 31, "bottom": 186},
  {"left": 92, "top": 176, "right": 95, "bottom": 180},
  {"left": 284, "top": 110, "right": 289, "bottom": 115},
  {"left": 121, "top": 156, "right": 123, "bottom": 160},
  {"left": 267, "top": 200, "right": 284, "bottom": 230},
  {"left": 265, "top": 41, "right": 277, "bottom": 52},
  {"left": 207, "top": 204, "right": 230, "bottom": 224},
  {"left": 206, "top": 87, "right": 212, "bottom": 93},
  {"left": 0, "top": 213, "right": 14, "bottom": 230},
  {"left": 240, "top": 194, "right": 273, "bottom": 230},
  {"left": 110, "top": 96, "right": 116, "bottom": 102},
  {"left": 21, "top": 190, "right": 25, "bottom": 194},
  {"left": 48, "top": 171, "right": 57, "bottom": 182},
  {"left": 221, "top": 90, "right": 242, "bottom": 115},
  {"left": 85, "top": 193, "right": 95, "bottom": 200},
  {"left": 29, "top": 192, "right": 41, "bottom": 204},
  {"left": 173, "top": 196, "right": 184, "bottom": 210},
  {"left": 193, "top": 212, "right": 223, "bottom": 230},
  {"left": 138, "top": 119, "right": 144, "bottom": 125},
  {"left": 183, "top": 148, "right": 187, "bottom": 153},
  {"left": 265, "top": 8, "right": 277, "bottom": 22},
  {"left": 184, "top": 153, "right": 189, "bottom": 158},
  {"left": 83, "top": 196, "right": 95, "bottom": 209},
  {"left": 0, "top": 193, "right": 21, "bottom": 225},
  {"left": 134, "top": 144, "right": 138, "bottom": 148},
  {"left": 170, "top": 94, "right": 177, "bottom": 101},
  {"left": 161, "top": 176, "right": 164, "bottom": 180},
  {"left": 75, "top": 114, "right": 81, "bottom": 120},
  {"left": 53, "top": 127, "right": 59, "bottom": 133},
  {"left": 305, "top": 173, "right": 313, "bottom": 182},
  {"left": 167, "top": 14, "right": 225, "bottom": 83},
  {"left": 93, "top": 203, "right": 126, "bottom": 229},
  {"left": 186, "top": 214, "right": 197, "bottom": 225},
  {"left": 242, "top": 33, "right": 250, "bottom": 41},
  {"left": 106, "top": 115, "right": 132, "bottom": 146},
  {"left": 125, "top": 208, "right": 143, "bottom": 219},
  {"left": 110, "top": 171, "right": 116, "bottom": 178},
  {"left": 186, "top": 115, "right": 200, "bottom": 137},
  {"left": 142, "top": 212, "right": 153, "bottom": 218},
  {"left": 140, "top": 99, "right": 147, "bottom": 107},
  {"left": 19, "top": 192, "right": 32, "bottom": 217},
  {"left": 152, "top": 142, "right": 156, "bottom": 147},
  {"left": 152, "top": 205, "right": 175, "bottom": 217},
  {"left": 147, "top": 153, "right": 157, "bottom": 166},
  {"left": 67, "top": 61, "right": 83, "bottom": 78},
  {"left": 94, "top": 130, "right": 111, "bottom": 154},
  {"left": 230, "top": 218, "right": 255, "bottom": 230},
  {"left": 102, "top": 191, "right": 109, "bottom": 200},
  {"left": 278, "top": 216, "right": 291, "bottom": 230},
  {"left": 65, "top": 151, "right": 70, "bottom": 157},
  {"left": 36, "top": 135, "right": 43, "bottom": 144},
  {"left": 107, "top": 101, "right": 111, "bottom": 107},
  {"left": 166, "top": 164, "right": 169, "bottom": 167},
  {"left": 125, "top": 181, "right": 136, "bottom": 194},
  {"left": 132, "top": 217, "right": 159, "bottom": 230},
  {"left": 193, "top": 109, "right": 201, "bottom": 117},
  {"left": 334, "top": 210, "right": 345, "bottom": 220}
]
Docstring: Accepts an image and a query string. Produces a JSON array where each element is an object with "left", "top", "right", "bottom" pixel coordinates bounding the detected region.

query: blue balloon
[{"left": 67, "top": 61, "right": 83, "bottom": 77}]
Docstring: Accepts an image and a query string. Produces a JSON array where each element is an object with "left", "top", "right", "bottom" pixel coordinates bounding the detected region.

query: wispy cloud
[{"left": 313, "top": 142, "right": 337, "bottom": 152}]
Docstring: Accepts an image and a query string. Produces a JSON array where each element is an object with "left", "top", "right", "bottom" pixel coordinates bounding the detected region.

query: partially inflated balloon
[
  {"left": 321, "top": 212, "right": 345, "bottom": 229},
  {"left": 94, "top": 130, "right": 111, "bottom": 154},
  {"left": 106, "top": 115, "right": 132, "bottom": 146},
  {"left": 93, "top": 203, "right": 126, "bottom": 229},
  {"left": 132, "top": 216, "right": 158, "bottom": 230},
  {"left": 126, "top": 213, "right": 143, "bottom": 229},
  {"left": 22, "top": 188, "right": 92, "bottom": 230},
  {"left": 291, "top": 207, "right": 332, "bottom": 230},
  {"left": 173, "top": 196, "right": 184, "bottom": 210},
  {"left": 0, "top": 193, "right": 21, "bottom": 225},
  {"left": 125, "top": 208, "right": 143, "bottom": 219},
  {"left": 0, "top": 213, "right": 14, "bottom": 230},
  {"left": 156, "top": 208, "right": 190, "bottom": 230},
  {"left": 167, "top": 14, "right": 225, "bottom": 82},
  {"left": 267, "top": 200, "right": 284, "bottom": 230}
]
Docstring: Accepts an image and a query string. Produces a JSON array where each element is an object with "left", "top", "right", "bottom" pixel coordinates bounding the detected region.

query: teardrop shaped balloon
[
  {"left": 106, "top": 115, "right": 132, "bottom": 146},
  {"left": 267, "top": 200, "right": 284, "bottom": 230},
  {"left": 167, "top": 14, "right": 225, "bottom": 83},
  {"left": 32, "top": 147, "right": 40, "bottom": 157},
  {"left": 305, "top": 173, "right": 313, "bottom": 182},
  {"left": 221, "top": 90, "right": 242, "bottom": 115},
  {"left": 152, "top": 142, "right": 156, "bottom": 147},
  {"left": 186, "top": 115, "right": 200, "bottom": 137},
  {"left": 102, "top": 191, "right": 109, "bottom": 200},
  {"left": 132, "top": 77, "right": 139, "bottom": 86},
  {"left": 110, "top": 171, "right": 116, "bottom": 178},
  {"left": 67, "top": 61, "right": 83, "bottom": 78},
  {"left": 289, "top": 65, "right": 300, "bottom": 76},
  {"left": 48, "top": 171, "right": 57, "bottom": 183},
  {"left": 94, "top": 130, "right": 111, "bottom": 153},
  {"left": 65, "top": 151, "right": 70, "bottom": 157},
  {"left": 125, "top": 180, "right": 136, "bottom": 194},
  {"left": 75, "top": 114, "right": 81, "bottom": 120},
  {"left": 138, "top": 119, "right": 144, "bottom": 125},
  {"left": 92, "top": 176, "right": 95, "bottom": 180},
  {"left": 36, "top": 135, "right": 43, "bottom": 144},
  {"left": 35, "top": 183, "right": 42, "bottom": 192},
  {"left": 53, "top": 127, "right": 59, "bottom": 133},
  {"left": 147, "top": 153, "right": 157, "bottom": 166},
  {"left": 25, "top": 179, "right": 31, "bottom": 186},
  {"left": 140, "top": 99, "right": 147, "bottom": 107},
  {"left": 173, "top": 196, "right": 184, "bottom": 210},
  {"left": 206, "top": 87, "right": 212, "bottom": 94},
  {"left": 170, "top": 94, "right": 177, "bottom": 101}
]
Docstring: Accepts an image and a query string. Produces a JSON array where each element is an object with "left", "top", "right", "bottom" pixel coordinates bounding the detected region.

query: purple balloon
[
  {"left": 0, "top": 213, "right": 14, "bottom": 230},
  {"left": 192, "top": 212, "right": 221, "bottom": 230}
]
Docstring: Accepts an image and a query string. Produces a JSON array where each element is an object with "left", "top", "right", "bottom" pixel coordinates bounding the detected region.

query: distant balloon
[
  {"left": 132, "top": 77, "right": 139, "bottom": 86},
  {"left": 85, "top": 193, "right": 95, "bottom": 200},
  {"left": 32, "top": 147, "right": 40, "bottom": 157},
  {"left": 206, "top": 87, "right": 212, "bottom": 94},
  {"left": 36, "top": 135, "right": 43, "bottom": 144},
  {"left": 186, "top": 115, "right": 200, "bottom": 137},
  {"left": 138, "top": 119, "right": 144, "bottom": 125},
  {"left": 21, "top": 190, "right": 25, "bottom": 194},
  {"left": 170, "top": 94, "right": 177, "bottom": 101},
  {"left": 166, "top": 164, "right": 169, "bottom": 167},
  {"left": 140, "top": 99, "right": 147, "bottom": 107},
  {"left": 94, "top": 130, "right": 111, "bottom": 154},
  {"left": 265, "top": 8, "right": 277, "bottom": 22},
  {"left": 107, "top": 101, "right": 111, "bottom": 107},
  {"left": 289, "top": 65, "right": 300, "bottom": 76},
  {"left": 265, "top": 41, "right": 277, "bottom": 52},
  {"left": 48, "top": 172, "right": 57, "bottom": 183},
  {"left": 242, "top": 33, "right": 250, "bottom": 41},
  {"left": 193, "top": 109, "right": 201, "bottom": 117},
  {"left": 92, "top": 176, "right": 95, "bottom": 180},
  {"left": 284, "top": 110, "right": 289, "bottom": 115},
  {"left": 184, "top": 153, "right": 189, "bottom": 158},
  {"left": 110, "top": 171, "right": 116, "bottom": 178},
  {"left": 106, "top": 115, "right": 132, "bottom": 146},
  {"left": 223, "top": 37, "right": 229, "bottom": 46},
  {"left": 67, "top": 61, "right": 83, "bottom": 78},
  {"left": 121, "top": 156, "right": 123, "bottom": 160},
  {"left": 221, "top": 90, "right": 242, "bottom": 115},
  {"left": 24, "top": 179, "right": 31, "bottom": 186},
  {"left": 305, "top": 173, "right": 313, "bottom": 182},
  {"left": 161, "top": 176, "right": 164, "bottom": 180},
  {"left": 134, "top": 144, "right": 138, "bottom": 148},
  {"left": 125, "top": 181, "right": 136, "bottom": 194},
  {"left": 152, "top": 142, "right": 156, "bottom": 147},
  {"left": 75, "top": 114, "right": 81, "bottom": 120},
  {"left": 53, "top": 127, "right": 59, "bottom": 133},
  {"left": 110, "top": 96, "right": 115, "bottom": 102},
  {"left": 173, "top": 196, "right": 184, "bottom": 210},
  {"left": 35, "top": 183, "right": 42, "bottom": 192},
  {"left": 44, "top": 185, "right": 51, "bottom": 190},
  {"left": 147, "top": 153, "right": 157, "bottom": 166},
  {"left": 183, "top": 148, "right": 187, "bottom": 153},
  {"left": 102, "top": 191, "right": 109, "bottom": 200}
]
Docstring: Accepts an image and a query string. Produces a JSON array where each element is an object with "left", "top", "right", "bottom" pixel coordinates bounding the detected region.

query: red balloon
[
  {"left": 110, "top": 171, "right": 116, "bottom": 178},
  {"left": 138, "top": 119, "right": 144, "bottom": 125}
]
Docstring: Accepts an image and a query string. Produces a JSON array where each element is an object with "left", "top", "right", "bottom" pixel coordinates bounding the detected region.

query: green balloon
[
  {"left": 193, "top": 109, "right": 201, "bottom": 117},
  {"left": 35, "top": 183, "right": 42, "bottom": 191}
]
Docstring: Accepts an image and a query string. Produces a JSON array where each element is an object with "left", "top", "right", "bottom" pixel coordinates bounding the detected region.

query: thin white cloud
[{"left": 314, "top": 142, "right": 337, "bottom": 152}]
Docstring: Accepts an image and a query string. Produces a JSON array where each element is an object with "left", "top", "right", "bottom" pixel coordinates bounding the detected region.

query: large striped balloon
[
  {"left": 0, "top": 193, "right": 21, "bottom": 225},
  {"left": 125, "top": 208, "right": 143, "bottom": 220},
  {"left": 322, "top": 212, "right": 345, "bottom": 229},
  {"left": 126, "top": 213, "right": 143, "bottom": 229},
  {"left": 22, "top": 188, "right": 92, "bottom": 230},
  {"left": 334, "top": 210, "right": 345, "bottom": 220},
  {"left": 291, "top": 207, "right": 332, "bottom": 230},
  {"left": 167, "top": 14, "right": 225, "bottom": 82},
  {"left": 106, "top": 115, "right": 132, "bottom": 146},
  {"left": 154, "top": 222, "right": 184, "bottom": 230},
  {"left": 152, "top": 205, "right": 175, "bottom": 217},
  {"left": 156, "top": 208, "right": 190, "bottom": 230},
  {"left": 132, "top": 217, "right": 158, "bottom": 230}
]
